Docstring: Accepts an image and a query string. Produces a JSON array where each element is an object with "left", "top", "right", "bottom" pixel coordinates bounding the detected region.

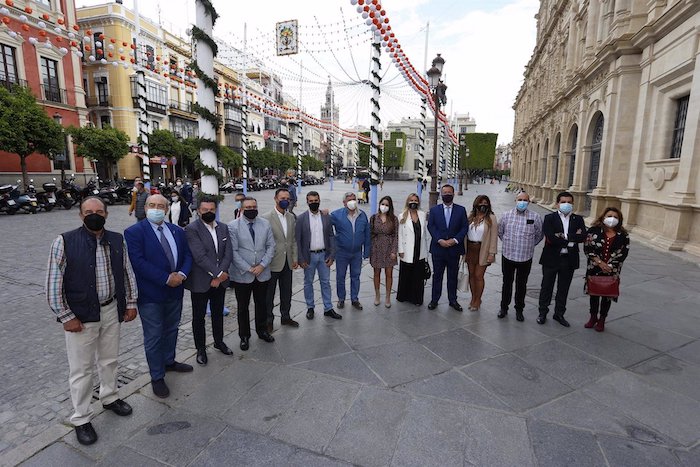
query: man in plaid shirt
[
  {"left": 497, "top": 191, "right": 543, "bottom": 321},
  {"left": 46, "top": 197, "right": 139, "bottom": 446}
]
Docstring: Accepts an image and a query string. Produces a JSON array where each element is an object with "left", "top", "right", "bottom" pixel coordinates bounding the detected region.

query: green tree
[
  {"left": 302, "top": 155, "right": 324, "bottom": 172},
  {"left": 459, "top": 132, "right": 498, "bottom": 179},
  {"left": 149, "top": 129, "right": 182, "bottom": 159},
  {"left": 0, "top": 85, "right": 65, "bottom": 189},
  {"left": 219, "top": 145, "right": 242, "bottom": 171},
  {"left": 358, "top": 132, "right": 370, "bottom": 167},
  {"left": 68, "top": 125, "right": 130, "bottom": 180}
]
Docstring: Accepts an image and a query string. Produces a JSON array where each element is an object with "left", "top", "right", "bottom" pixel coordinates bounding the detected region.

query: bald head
[{"left": 146, "top": 194, "right": 168, "bottom": 209}]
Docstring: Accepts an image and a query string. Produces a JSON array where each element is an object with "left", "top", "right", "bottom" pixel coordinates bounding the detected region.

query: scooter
[
  {"left": 28, "top": 179, "right": 57, "bottom": 212},
  {"left": 53, "top": 178, "right": 73, "bottom": 209},
  {"left": 95, "top": 178, "right": 118, "bottom": 205},
  {"left": 62, "top": 177, "right": 82, "bottom": 205},
  {"left": 0, "top": 184, "right": 19, "bottom": 215},
  {"left": 10, "top": 182, "right": 38, "bottom": 214}
]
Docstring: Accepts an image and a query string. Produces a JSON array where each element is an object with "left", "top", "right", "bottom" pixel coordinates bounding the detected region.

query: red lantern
[
  {"left": 42, "top": 13, "right": 49, "bottom": 20},
  {"left": 96, "top": 48, "right": 103, "bottom": 55},
  {"left": 73, "top": 25, "right": 80, "bottom": 31},
  {"left": 107, "top": 52, "right": 113, "bottom": 57},
  {"left": 130, "top": 43, "right": 136, "bottom": 49},
  {"left": 122, "top": 41, "right": 128, "bottom": 47},
  {"left": 130, "top": 58, "right": 135, "bottom": 63},
  {"left": 84, "top": 45, "right": 92, "bottom": 51},
  {"left": 384, "top": 18, "right": 389, "bottom": 24},
  {"left": 5, "top": 0, "right": 14, "bottom": 7},
  {"left": 369, "top": 11, "right": 375, "bottom": 18},
  {"left": 1, "top": 16, "right": 9, "bottom": 24},
  {"left": 55, "top": 37, "right": 62, "bottom": 43},
  {"left": 110, "top": 38, "right": 116, "bottom": 43},
  {"left": 164, "top": 72, "right": 168, "bottom": 77},
  {"left": 57, "top": 18, "right": 65, "bottom": 25},
  {"left": 86, "top": 29, "right": 92, "bottom": 35},
  {"left": 39, "top": 30, "right": 47, "bottom": 37},
  {"left": 156, "top": 56, "right": 161, "bottom": 61},
  {"left": 357, "top": 0, "right": 364, "bottom": 5},
  {"left": 70, "top": 41, "right": 77, "bottom": 47},
  {"left": 98, "top": 33, "right": 104, "bottom": 40},
  {"left": 24, "top": 6, "right": 32, "bottom": 14}
]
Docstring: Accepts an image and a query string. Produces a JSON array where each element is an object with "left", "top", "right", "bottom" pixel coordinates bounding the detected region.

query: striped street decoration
[
  {"left": 439, "top": 124, "right": 446, "bottom": 184},
  {"left": 369, "top": 37, "right": 381, "bottom": 185},
  {"left": 136, "top": 70, "right": 150, "bottom": 185},
  {"left": 297, "top": 118, "right": 303, "bottom": 193},
  {"left": 241, "top": 101, "right": 248, "bottom": 194}
]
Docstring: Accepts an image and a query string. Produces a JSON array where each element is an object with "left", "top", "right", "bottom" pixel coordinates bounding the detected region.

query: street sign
[
  {"left": 160, "top": 157, "right": 167, "bottom": 165},
  {"left": 171, "top": 157, "right": 177, "bottom": 165}
]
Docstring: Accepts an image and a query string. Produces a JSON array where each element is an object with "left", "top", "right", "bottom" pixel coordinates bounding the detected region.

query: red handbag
[{"left": 587, "top": 275, "right": 620, "bottom": 298}]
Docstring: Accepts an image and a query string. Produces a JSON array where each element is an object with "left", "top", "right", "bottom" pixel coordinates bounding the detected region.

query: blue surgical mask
[
  {"left": 559, "top": 202, "right": 573, "bottom": 215},
  {"left": 516, "top": 201, "right": 529, "bottom": 212},
  {"left": 279, "top": 199, "right": 290, "bottom": 210},
  {"left": 234, "top": 200, "right": 242, "bottom": 210},
  {"left": 147, "top": 209, "right": 166, "bottom": 223}
]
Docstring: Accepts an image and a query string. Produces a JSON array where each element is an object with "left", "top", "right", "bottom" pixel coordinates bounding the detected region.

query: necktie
[
  {"left": 248, "top": 222, "right": 255, "bottom": 243},
  {"left": 158, "top": 225, "right": 176, "bottom": 271},
  {"left": 445, "top": 206, "right": 451, "bottom": 226}
]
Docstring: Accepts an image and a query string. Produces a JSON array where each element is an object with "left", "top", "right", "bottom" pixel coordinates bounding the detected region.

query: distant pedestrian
[
  {"left": 370, "top": 196, "right": 398, "bottom": 308},
  {"left": 168, "top": 190, "right": 191, "bottom": 228},
  {"left": 362, "top": 178, "right": 370, "bottom": 198},
  {"left": 129, "top": 181, "right": 148, "bottom": 222},
  {"left": 465, "top": 195, "right": 498, "bottom": 311},
  {"left": 583, "top": 207, "right": 630, "bottom": 332},
  {"left": 179, "top": 180, "right": 193, "bottom": 205},
  {"left": 287, "top": 179, "right": 298, "bottom": 213},
  {"left": 396, "top": 193, "right": 428, "bottom": 306},
  {"left": 47, "top": 197, "right": 138, "bottom": 446},
  {"left": 232, "top": 192, "right": 245, "bottom": 219}
]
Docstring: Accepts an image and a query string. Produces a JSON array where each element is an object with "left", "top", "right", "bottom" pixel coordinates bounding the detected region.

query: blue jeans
[
  {"left": 138, "top": 299, "right": 183, "bottom": 381},
  {"left": 335, "top": 253, "right": 363, "bottom": 302},
  {"left": 304, "top": 251, "right": 333, "bottom": 311}
]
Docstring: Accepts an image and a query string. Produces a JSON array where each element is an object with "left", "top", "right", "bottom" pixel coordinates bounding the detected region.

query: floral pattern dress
[
  {"left": 583, "top": 226, "right": 630, "bottom": 301},
  {"left": 370, "top": 214, "right": 398, "bottom": 268}
]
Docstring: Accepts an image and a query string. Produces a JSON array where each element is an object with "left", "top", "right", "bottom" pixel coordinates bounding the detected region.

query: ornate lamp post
[{"left": 427, "top": 54, "right": 447, "bottom": 208}]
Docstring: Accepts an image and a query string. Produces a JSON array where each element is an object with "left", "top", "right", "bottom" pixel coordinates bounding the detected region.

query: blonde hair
[{"left": 400, "top": 193, "right": 421, "bottom": 224}]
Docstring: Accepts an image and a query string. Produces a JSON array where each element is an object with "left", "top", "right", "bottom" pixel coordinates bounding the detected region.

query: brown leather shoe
[{"left": 281, "top": 318, "right": 299, "bottom": 327}]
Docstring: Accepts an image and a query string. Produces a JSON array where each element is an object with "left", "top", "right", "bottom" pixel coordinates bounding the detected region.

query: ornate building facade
[{"left": 512, "top": 0, "right": 700, "bottom": 255}]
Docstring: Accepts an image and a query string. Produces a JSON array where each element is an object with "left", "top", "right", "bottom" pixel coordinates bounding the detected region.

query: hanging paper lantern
[
  {"left": 19, "top": 14, "right": 27, "bottom": 22},
  {"left": 55, "top": 36, "right": 62, "bottom": 43},
  {"left": 73, "top": 25, "right": 80, "bottom": 31},
  {"left": 7, "top": 30, "right": 17, "bottom": 38},
  {"left": 37, "top": 21, "right": 46, "bottom": 29},
  {"left": 43, "top": 41, "right": 52, "bottom": 49},
  {"left": 1, "top": 16, "right": 8, "bottom": 24},
  {"left": 96, "top": 48, "right": 103, "bottom": 55},
  {"left": 107, "top": 52, "right": 113, "bottom": 57},
  {"left": 39, "top": 30, "right": 47, "bottom": 37},
  {"left": 107, "top": 43, "right": 114, "bottom": 50},
  {"left": 21, "top": 24, "right": 29, "bottom": 31},
  {"left": 130, "top": 58, "right": 135, "bottom": 63},
  {"left": 84, "top": 44, "right": 91, "bottom": 51},
  {"left": 120, "top": 55, "right": 125, "bottom": 60},
  {"left": 95, "top": 40, "right": 102, "bottom": 47},
  {"left": 24, "top": 6, "right": 32, "bottom": 14},
  {"left": 54, "top": 27, "right": 61, "bottom": 34},
  {"left": 98, "top": 33, "right": 104, "bottom": 39},
  {"left": 0, "top": 6, "right": 8, "bottom": 14},
  {"left": 57, "top": 18, "right": 65, "bottom": 25},
  {"left": 59, "top": 47, "right": 68, "bottom": 55},
  {"left": 130, "top": 43, "right": 136, "bottom": 49},
  {"left": 110, "top": 38, "right": 116, "bottom": 43},
  {"left": 100, "top": 58, "right": 107, "bottom": 64}
]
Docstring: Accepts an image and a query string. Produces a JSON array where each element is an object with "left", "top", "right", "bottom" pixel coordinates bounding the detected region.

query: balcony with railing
[
  {"left": 169, "top": 100, "right": 197, "bottom": 119},
  {"left": 40, "top": 84, "right": 67, "bottom": 104},
  {"left": 86, "top": 96, "right": 111, "bottom": 107}
]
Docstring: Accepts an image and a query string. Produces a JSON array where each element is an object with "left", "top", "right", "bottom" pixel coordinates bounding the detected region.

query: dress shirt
[
  {"left": 498, "top": 208, "right": 543, "bottom": 262},
  {"left": 204, "top": 221, "right": 219, "bottom": 253},
  {"left": 275, "top": 208, "right": 288, "bottom": 237},
  {"left": 148, "top": 220, "right": 179, "bottom": 267},
  {"left": 468, "top": 221, "right": 485, "bottom": 242},
  {"left": 309, "top": 211, "right": 325, "bottom": 251},
  {"left": 46, "top": 235, "right": 138, "bottom": 323},
  {"left": 558, "top": 211, "right": 575, "bottom": 253},
  {"left": 442, "top": 203, "right": 458, "bottom": 244}
]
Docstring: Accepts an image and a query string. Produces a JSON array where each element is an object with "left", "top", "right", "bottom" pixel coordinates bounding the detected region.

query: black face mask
[
  {"left": 308, "top": 202, "right": 320, "bottom": 212},
  {"left": 408, "top": 202, "right": 419, "bottom": 210},
  {"left": 201, "top": 211, "right": 216, "bottom": 223},
  {"left": 442, "top": 194, "right": 454, "bottom": 204},
  {"left": 83, "top": 213, "right": 106, "bottom": 231},
  {"left": 478, "top": 205, "right": 490, "bottom": 214},
  {"left": 243, "top": 209, "right": 258, "bottom": 220}
]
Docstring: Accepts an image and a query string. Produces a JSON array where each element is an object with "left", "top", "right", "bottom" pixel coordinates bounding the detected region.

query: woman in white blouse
[
  {"left": 465, "top": 195, "right": 498, "bottom": 311},
  {"left": 396, "top": 193, "right": 430, "bottom": 306},
  {"left": 168, "top": 190, "right": 192, "bottom": 227}
]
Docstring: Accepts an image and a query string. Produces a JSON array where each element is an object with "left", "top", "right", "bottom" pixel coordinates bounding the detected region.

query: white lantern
[
  {"left": 19, "top": 15, "right": 28, "bottom": 23},
  {"left": 107, "top": 43, "right": 114, "bottom": 50},
  {"left": 89, "top": 55, "right": 96, "bottom": 61},
  {"left": 361, "top": 12, "right": 368, "bottom": 19},
  {"left": 350, "top": 0, "right": 358, "bottom": 5},
  {"left": 95, "top": 41, "right": 102, "bottom": 48},
  {"left": 83, "top": 35, "right": 91, "bottom": 42},
  {"left": 100, "top": 58, "right": 107, "bottom": 64},
  {"left": 59, "top": 47, "right": 68, "bottom": 55},
  {"left": 0, "top": 7, "right": 9, "bottom": 15},
  {"left": 43, "top": 41, "right": 52, "bottom": 49},
  {"left": 112, "top": 61, "right": 119, "bottom": 67},
  {"left": 8, "top": 31, "right": 18, "bottom": 39},
  {"left": 68, "top": 32, "right": 75, "bottom": 39},
  {"left": 38, "top": 21, "right": 46, "bottom": 29},
  {"left": 54, "top": 27, "right": 61, "bottom": 34}
]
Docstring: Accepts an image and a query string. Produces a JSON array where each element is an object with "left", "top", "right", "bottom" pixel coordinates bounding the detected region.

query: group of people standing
[{"left": 46, "top": 182, "right": 630, "bottom": 447}]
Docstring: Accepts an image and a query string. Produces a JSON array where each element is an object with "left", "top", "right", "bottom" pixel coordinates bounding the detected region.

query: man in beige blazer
[{"left": 264, "top": 188, "right": 299, "bottom": 331}]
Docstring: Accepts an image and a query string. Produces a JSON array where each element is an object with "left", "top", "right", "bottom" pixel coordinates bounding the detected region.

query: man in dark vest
[{"left": 46, "top": 197, "right": 139, "bottom": 446}]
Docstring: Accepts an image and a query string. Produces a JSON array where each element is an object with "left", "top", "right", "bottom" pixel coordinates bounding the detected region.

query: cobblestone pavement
[{"left": 3, "top": 180, "right": 700, "bottom": 466}]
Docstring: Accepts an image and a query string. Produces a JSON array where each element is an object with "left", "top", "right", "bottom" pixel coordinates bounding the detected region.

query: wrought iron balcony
[
  {"left": 86, "top": 96, "right": 111, "bottom": 107},
  {"left": 40, "top": 84, "right": 67, "bottom": 104}
]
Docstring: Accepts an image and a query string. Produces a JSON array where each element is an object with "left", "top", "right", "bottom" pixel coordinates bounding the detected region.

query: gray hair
[
  {"left": 515, "top": 191, "right": 530, "bottom": 201},
  {"left": 343, "top": 191, "right": 356, "bottom": 201}
]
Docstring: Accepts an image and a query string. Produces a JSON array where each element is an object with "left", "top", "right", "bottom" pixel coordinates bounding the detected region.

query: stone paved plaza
[{"left": 2, "top": 180, "right": 700, "bottom": 466}]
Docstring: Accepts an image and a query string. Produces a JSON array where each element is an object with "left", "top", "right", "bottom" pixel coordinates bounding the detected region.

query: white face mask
[
  {"left": 379, "top": 205, "right": 389, "bottom": 214},
  {"left": 346, "top": 200, "right": 357, "bottom": 211},
  {"left": 171, "top": 196, "right": 179, "bottom": 203},
  {"left": 603, "top": 216, "right": 619, "bottom": 228}
]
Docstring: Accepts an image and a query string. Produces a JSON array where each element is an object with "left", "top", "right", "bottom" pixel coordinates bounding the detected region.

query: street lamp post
[{"left": 427, "top": 54, "right": 446, "bottom": 208}]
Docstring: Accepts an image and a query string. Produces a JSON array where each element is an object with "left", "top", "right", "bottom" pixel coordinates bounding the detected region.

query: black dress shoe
[
  {"left": 515, "top": 310, "right": 524, "bottom": 322},
  {"left": 306, "top": 308, "right": 314, "bottom": 320},
  {"left": 240, "top": 337, "right": 250, "bottom": 351},
  {"left": 337, "top": 300, "right": 345, "bottom": 309},
  {"left": 536, "top": 315, "right": 547, "bottom": 325},
  {"left": 449, "top": 302, "right": 463, "bottom": 312},
  {"left": 165, "top": 361, "right": 193, "bottom": 373},
  {"left": 151, "top": 378, "right": 170, "bottom": 398},
  {"left": 281, "top": 318, "right": 300, "bottom": 327},
  {"left": 103, "top": 399, "right": 132, "bottom": 416},
  {"left": 324, "top": 309, "right": 342, "bottom": 319},
  {"left": 258, "top": 332, "right": 275, "bottom": 343},
  {"left": 214, "top": 342, "right": 234, "bottom": 355},
  {"left": 427, "top": 302, "right": 438, "bottom": 310},
  {"left": 75, "top": 422, "right": 98, "bottom": 445},
  {"left": 196, "top": 349, "right": 208, "bottom": 365},
  {"left": 351, "top": 301, "right": 363, "bottom": 310},
  {"left": 553, "top": 314, "right": 571, "bottom": 327},
  {"left": 497, "top": 310, "right": 508, "bottom": 319}
]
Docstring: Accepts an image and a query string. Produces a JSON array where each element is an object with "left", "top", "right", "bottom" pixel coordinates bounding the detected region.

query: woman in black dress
[{"left": 396, "top": 193, "right": 429, "bottom": 305}]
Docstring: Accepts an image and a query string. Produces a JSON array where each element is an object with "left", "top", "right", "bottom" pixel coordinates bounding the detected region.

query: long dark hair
[
  {"left": 592, "top": 206, "right": 627, "bottom": 235},
  {"left": 468, "top": 195, "right": 494, "bottom": 227},
  {"left": 372, "top": 195, "right": 396, "bottom": 232}
]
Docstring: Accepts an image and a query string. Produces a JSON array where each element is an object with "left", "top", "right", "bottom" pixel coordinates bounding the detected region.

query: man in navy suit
[
  {"left": 125, "top": 194, "right": 193, "bottom": 399},
  {"left": 427, "top": 184, "right": 469, "bottom": 311}
]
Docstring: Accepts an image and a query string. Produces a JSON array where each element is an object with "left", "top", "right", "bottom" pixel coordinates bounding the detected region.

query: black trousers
[
  {"left": 500, "top": 256, "right": 532, "bottom": 313},
  {"left": 266, "top": 260, "right": 292, "bottom": 324},
  {"left": 234, "top": 279, "right": 269, "bottom": 338},
  {"left": 191, "top": 285, "right": 227, "bottom": 350},
  {"left": 538, "top": 256, "right": 575, "bottom": 317}
]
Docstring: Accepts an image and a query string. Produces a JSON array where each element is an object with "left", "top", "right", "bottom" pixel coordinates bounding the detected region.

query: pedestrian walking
[
  {"left": 184, "top": 196, "right": 234, "bottom": 366},
  {"left": 583, "top": 207, "right": 630, "bottom": 332},
  {"left": 331, "top": 192, "right": 371, "bottom": 310},
  {"left": 228, "top": 197, "right": 276, "bottom": 351},
  {"left": 168, "top": 190, "right": 191, "bottom": 227},
  {"left": 464, "top": 195, "right": 498, "bottom": 311},
  {"left": 296, "top": 191, "right": 341, "bottom": 320},
  {"left": 128, "top": 181, "right": 148, "bottom": 222},
  {"left": 396, "top": 193, "right": 428, "bottom": 306},
  {"left": 264, "top": 188, "right": 299, "bottom": 332},
  {"left": 537, "top": 191, "right": 587, "bottom": 326},
  {"left": 287, "top": 179, "right": 298, "bottom": 213},
  {"left": 46, "top": 197, "right": 138, "bottom": 446},
  {"left": 232, "top": 192, "right": 245, "bottom": 219},
  {"left": 497, "top": 191, "right": 543, "bottom": 321},
  {"left": 427, "top": 184, "right": 469, "bottom": 311},
  {"left": 370, "top": 196, "right": 398, "bottom": 308},
  {"left": 125, "top": 194, "right": 193, "bottom": 399}
]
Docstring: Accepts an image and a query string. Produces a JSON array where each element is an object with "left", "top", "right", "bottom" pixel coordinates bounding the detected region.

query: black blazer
[
  {"left": 183, "top": 219, "right": 233, "bottom": 293},
  {"left": 539, "top": 212, "right": 587, "bottom": 269}
]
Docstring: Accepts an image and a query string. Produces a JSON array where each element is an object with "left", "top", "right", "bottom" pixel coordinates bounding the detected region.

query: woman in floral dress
[{"left": 370, "top": 196, "right": 398, "bottom": 307}]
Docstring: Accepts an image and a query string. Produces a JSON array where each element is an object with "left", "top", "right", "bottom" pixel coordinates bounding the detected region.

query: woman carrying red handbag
[{"left": 583, "top": 207, "right": 630, "bottom": 332}]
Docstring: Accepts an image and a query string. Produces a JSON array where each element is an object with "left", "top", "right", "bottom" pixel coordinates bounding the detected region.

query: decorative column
[
  {"left": 439, "top": 123, "right": 445, "bottom": 189},
  {"left": 136, "top": 71, "right": 151, "bottom": 187},
  {"left": 369, "top": 35, "right": 381, "bottom": 214},
  {"left": 297, "top": 118, "right": 303, "bottom": 195},
  {"left": 241, "top": 96, "right": 248, "bottom": 194},
  {"left": 417, "top": 98, "right": 427, "bottom": 197}
]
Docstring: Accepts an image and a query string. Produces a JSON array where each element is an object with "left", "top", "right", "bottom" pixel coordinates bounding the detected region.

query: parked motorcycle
[
  {"left": 114, "top": 180, "right": 133, "bottom": 204},
  {"left": 0, "top": 184, "right": 19, "bottom": 215},
  {"left": 10, "top": 181, "right": 38, "bottom": 214},
  {"left": 28, "top": 179, "right": 57, "bottom": 212},
  {"left": 95, "top": 178, "right": 118, "bottom": 205},
  {"left": 62, "top": 177, "right": 82, "bottom": 205}
]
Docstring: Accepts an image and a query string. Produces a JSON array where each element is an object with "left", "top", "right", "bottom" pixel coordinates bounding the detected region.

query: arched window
[{"left": 568, "top": 125, "right": 578, "bottom": 187}]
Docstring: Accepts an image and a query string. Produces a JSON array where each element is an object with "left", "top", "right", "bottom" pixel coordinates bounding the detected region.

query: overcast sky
[{"left": 76, "top": 0, "right": 539, "bottom": 145}]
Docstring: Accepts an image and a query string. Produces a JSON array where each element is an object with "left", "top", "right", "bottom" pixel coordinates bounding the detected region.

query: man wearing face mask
[
  {"left": 184, "top": 196, "right": 234, "bottom": 365},
  {"left": 537, "top": 191, "right": 587, "bottom": 326},
  {"left": 497, "top": 192, "right": 543, "bottom": 321},
  {"left": 233, "top": 192, "right": 246, "bottom": 219},
  {"left": 46, "top": 197, "right": 139, "bottom": 445},
  {"left": 331, "top": 192, "right": 371, "bottom": 310},
  {"left": 264, "top": 188, "right": 299, "bottom": 331},
  {"left": 228, "top": 197, "right": 276, "bottom": 350},
  {"left": 125, "top": 194, "right": 193, "bottom": 399}
]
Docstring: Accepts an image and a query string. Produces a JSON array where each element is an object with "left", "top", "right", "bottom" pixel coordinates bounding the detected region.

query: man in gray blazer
[
  {"left": 228, "top": 197, "right": 276, "bottom": 351},
  {"left": 184, "top": 196, "right": 234, "bottom": 366},
  {"left": 264, "top": 188, "right": 299, "bottom": 332},
  {"left": 296, "top": 191, "right": 341, "bottom": 320}
]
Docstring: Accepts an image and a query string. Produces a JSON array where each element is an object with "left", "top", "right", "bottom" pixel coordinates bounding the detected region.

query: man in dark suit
[
  {"left": 427, "top": 184, "right": 469, "bottom": 311},
  {"left": 184, "top": 196, "right": 234, "bottom": 366},
  {"left": 125, "top": 194, "right": 193, "bottom": 399},
  {"left": 537, "top": 191, "right": 587, "bottom": 327},
  {"left": 296, "top": 191, "right": 340, "bottom": 320}
]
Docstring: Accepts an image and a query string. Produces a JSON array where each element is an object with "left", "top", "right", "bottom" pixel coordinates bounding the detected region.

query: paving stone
[
  {"left": 325, "top": 387, "right": 411, "bottom": 466},
  {"left": 597, "top": 435, "right": 685, "bottom": 467},
  {"left": 358, "top": 340, "right": 452, "bottom": 387},
  {"left": 96, "top": 447, "right": 168, "bottom": 466},
  {"left": 563, "top": 329, "right": 660, "bottom": 368},
  {"left": 378, "top": 309, "right": 456, "bottom": 338},
  {"left": 269, "top": 377, "right": 360, "bottom": 453},
  {"left": 124, "top": 409, "right": 226, "bottom": 466},
  {"left": 462, "top": 354, "right": 571, "bottom": 412},
  {"left": 465, "top": 319, "right": 551, "bottom": 352},
  {"left": 629, "top": 354, "right": 700, "bottom": 402},
  {"left": 272, "top": 322, "right": 354, "bottom": 364},
  {"left": 583, "top": 371, "right": 700, "bottom": 446},
  {"left": 417, "top": 328, "right": 504, "bottom": 366},
  {"left": 292, "top": 352, "right": 383, "bottom": 385},
  {"left": 19, "top": 442, "right": 94, "bottom": 467},
  {"left": 668, "top": 339, "right": 700, "bottom": 365},
  {"left": 676, "top": 446, "right": 700, "bottom": 467},
  {"left": 527, "top": 419, "right": 606, "bottom": 467},
  {"left": 333, "top": 312, "right": 409, "bottom": 350},
  {"left": 462, "top": 406, "right": 536, "bottom": 466},
  {"left": 517, "top": 339, "right": 617, "bottom": 388},
  {"left": 606, "top": 317, "right": 694, "bottom": 352}
]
